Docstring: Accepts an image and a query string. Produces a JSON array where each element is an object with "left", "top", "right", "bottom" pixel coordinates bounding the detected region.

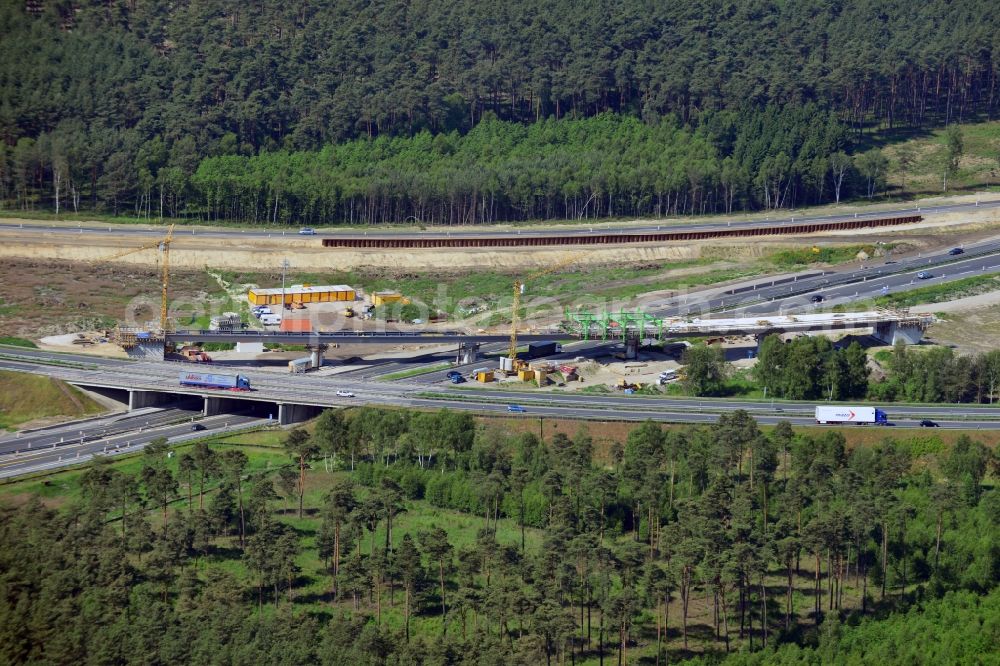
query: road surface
[
  {"left": 2, "top": 198, "right": 998, "bottom": 240},
  {"left": 0, "top": 413, "right": 268, "bottom": 479}
]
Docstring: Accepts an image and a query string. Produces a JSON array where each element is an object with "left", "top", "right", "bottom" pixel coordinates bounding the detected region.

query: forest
[
  {"left": 676, "top": 336, "right": 1000, "bottom": 405},
  {"left": 1, "top": 1, "right": 999, "bottom": 223},
  {"left": 0, "top": 408, "right": 996, "bottom": 664}
]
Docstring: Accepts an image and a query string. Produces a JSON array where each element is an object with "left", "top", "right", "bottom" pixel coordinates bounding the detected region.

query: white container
[{"left": 815, "top": 406, "right": 877, "bottom": 424}]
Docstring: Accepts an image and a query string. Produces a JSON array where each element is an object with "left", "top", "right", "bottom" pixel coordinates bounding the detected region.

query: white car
[
  {"left": 298, "top": 227, "right": 317, "bottom": 235},
  {"left": 336, "top": 390, "right": 355, "bottom": 398}
]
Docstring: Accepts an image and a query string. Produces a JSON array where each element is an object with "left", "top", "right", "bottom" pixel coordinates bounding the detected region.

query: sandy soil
[
  {"left": 37, "top": 333, "right": 129, "bottom": 358},
  {"left": 2, "top": 193, "right": 998, "bottom": 271}
]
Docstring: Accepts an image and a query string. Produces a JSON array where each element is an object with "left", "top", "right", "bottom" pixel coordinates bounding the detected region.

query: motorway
[
  {"left": 0, "top": 412, "right": 267, "bottom": 479},
  {"left": 0, "top": 403, "right": 201, "bottom": 456},
  {"left": 3, "top": 347, "right": 1000, "bottom": 427},
  {"left": 647, "top": 238, "right": 1000, "bottom": 319},
  {"left": 3, "top": 198, "right": 999, "bottom": 240},
  {"left": 3, "top": 337, "right": 1000, "bottom": 478}
]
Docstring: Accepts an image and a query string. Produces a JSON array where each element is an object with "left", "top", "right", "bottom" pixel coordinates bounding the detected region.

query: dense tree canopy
[
  {"left": 2, "top": 1, "right": 1000, "bottom": 222},
  {"left": 0, "top": 408, "right": 996, "bottom": 664}
]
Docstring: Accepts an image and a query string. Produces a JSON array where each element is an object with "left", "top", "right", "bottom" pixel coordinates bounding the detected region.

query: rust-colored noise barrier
[{"left": 321, "top": 215, "right": 923, "bottom": 249}]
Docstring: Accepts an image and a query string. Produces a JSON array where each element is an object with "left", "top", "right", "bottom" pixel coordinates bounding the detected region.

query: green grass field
[
  {"left": 0, "top": 369, "right": 105, "bottom": 430},
  {"left": 875, "top": 272, "right": 1000, "bottom": 308},
  {"left": 0, "top": 336, "right": 37, "bottom": 348},
  {"left": 876, "top": 120, "right": 1000, "bottom": 196},
  {"left": 378, "top": 362, "right": 454, "bottom": 381}
]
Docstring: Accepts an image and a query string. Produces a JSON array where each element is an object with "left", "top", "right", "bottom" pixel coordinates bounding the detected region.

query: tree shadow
[
  {"left": 295, "top": 589, "right": 336, "bottom": 605},
  {"left": 853, "top": 125, "right": 937, "bottom": 152}
]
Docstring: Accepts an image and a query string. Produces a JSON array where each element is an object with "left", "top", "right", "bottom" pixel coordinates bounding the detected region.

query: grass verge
[
  {"left": 0, "top": 337, "right": 37, "bottom": 348},
  {"left": 378, "top": 362, "right": 453, "bottom": 381},
  {"left": 0, "top": 369, "right": 104, "bottom": 430}
]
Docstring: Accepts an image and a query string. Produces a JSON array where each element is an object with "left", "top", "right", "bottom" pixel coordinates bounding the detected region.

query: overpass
[
  {"left": 5, "top": 350, "right": 1000, "bottom": 435},
  {"left": 167, "top": 310, "right": 933, "bottom": 348},
  {"left": 171, "top": 309, "right": 931, "bottom": 342}
]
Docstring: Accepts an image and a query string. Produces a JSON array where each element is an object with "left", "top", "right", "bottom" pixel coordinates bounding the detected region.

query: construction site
[{"left": 2, "top": 195, "right": 998, "bottom": 394}]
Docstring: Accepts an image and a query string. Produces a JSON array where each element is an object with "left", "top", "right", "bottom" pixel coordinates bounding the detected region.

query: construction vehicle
[
  {"left": 345, "top": 307, "right": 356, "bottom": 318},
  {"left": 616, "top": 379, "right": 644, "bottom": 391},
  {"left": 97, "top": 224, "right": 174, "bottom": 334}
]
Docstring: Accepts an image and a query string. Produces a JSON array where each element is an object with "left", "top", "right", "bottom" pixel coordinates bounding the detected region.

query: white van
[{"left": 260, "top": 314, "right": 282, "bottom": 326}]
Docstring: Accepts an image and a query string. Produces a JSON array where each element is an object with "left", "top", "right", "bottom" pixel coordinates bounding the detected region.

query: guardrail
[{"left": 321, "top": 215, "right": 923, "bottom": 248}]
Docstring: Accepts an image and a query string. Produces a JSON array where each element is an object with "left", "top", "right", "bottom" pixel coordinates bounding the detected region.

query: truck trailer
[
  {"left": 815, "top": 405, "right": 887, "bottom": 425},
  {"left": 527, "top": 341, "right": 563, "bottom": 358},
  {"left": 179, "top": 371, "right": 252, "bottom": 391}
]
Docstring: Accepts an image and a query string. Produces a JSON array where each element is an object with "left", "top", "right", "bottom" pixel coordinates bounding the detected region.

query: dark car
[
  {"left": 190, "top": 423, "right": 206, "bottom": 431},
  {"left": 948, "top": 247, "right": 964, "bottom": 255},
  {"left": 810, "top": 294, "right": 825, "bottom": 303},
  {"left": 917, "top": 271, "right": 932, "bottom": 279},
  {"left": 919, "top": 419, "right": 939, "bottom": 428}
]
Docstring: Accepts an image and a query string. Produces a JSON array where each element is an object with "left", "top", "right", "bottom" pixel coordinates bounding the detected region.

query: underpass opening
[
  {"left": 71, "top": 384, "right": 130, "bottom": 408},
  {"left": 203, "top": 395, "right": 278, "bottom": 420}
]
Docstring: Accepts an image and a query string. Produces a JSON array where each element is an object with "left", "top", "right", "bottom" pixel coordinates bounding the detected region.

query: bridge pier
[
  {"left": 873, "top": 322, "right": 925, "bottom": 345},
  {"left": 624, "top": 332, "right": 641, "bottom": 360},
  {"left": 278, "top": 403, "right": 321, "bottom": 425},
  {"left": 457, "top": 342, "right": 480, "bottom": 364},
  {"left": 307, "top": 344, "right": 328, "bottom": 368},
  {"left": 128, "top": 389, "right": 174, "bottom": 410},
  {"left": 203, "top": 396, "right": 222, "bottom": 417}
]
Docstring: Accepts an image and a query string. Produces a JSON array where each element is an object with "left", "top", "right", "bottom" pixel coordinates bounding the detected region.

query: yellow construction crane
[
  {"left": 507, "top": 254, "right": 579, "bottom": 372},
  {"left": 97, "top": 224, "right": 175, "bottom": 333}
]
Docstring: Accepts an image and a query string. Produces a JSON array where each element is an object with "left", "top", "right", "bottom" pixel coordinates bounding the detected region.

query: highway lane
[
  {"left": 6, "top": 346, "right": 1000, "bottom": 421},
  {"left": 0, "top": 414, "right": 268, "bottom": 479},
  {"left": 735, "top": 251, "right": 1000, "bottom": 316},
  {"left": 3, "top": 198, "right": 999, "bottom": 240},
  {"left": 405, "top": 397, "right": 1000, "bottom": 429},
  {"left": 647, "top": 238, "right": 1000, "bottom": 318},
  {"left": 0, "top": 403, "right": 202, "bottom": 455},
  {"left": 1, "top": 344, "right": 999, "bottom": 480}
]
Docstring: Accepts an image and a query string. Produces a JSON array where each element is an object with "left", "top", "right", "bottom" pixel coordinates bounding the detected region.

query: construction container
[
  {"left": 527, "top": 341, "right": 562, "bottom": 358},
  {"left": 476, "top": 370, "right": 494, "bottom": 383},
  {"left": 279, "top": 318, "right": 313, "bottom": 333},
  {"left": 518, "top": 369, "right": 535, "bottom": 381},
  {"left": 372, "top": 290, "right": 409, "bottom": 307},
  {"left": 499, "top": 356, "right": 515, "bottom": 372},
  {"left": 288, "top": 357, "right": 312, "bottom": 374},
  {"left": 247, "top": 284, "right": 356, "bottom": 306}
]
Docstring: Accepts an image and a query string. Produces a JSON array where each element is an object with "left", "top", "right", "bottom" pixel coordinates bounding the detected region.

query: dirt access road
[{"left": 1, "top": 193, "right": 998, "bottom": 271}]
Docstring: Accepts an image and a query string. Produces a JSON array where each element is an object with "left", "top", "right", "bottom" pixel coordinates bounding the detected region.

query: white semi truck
[{"left": 815, "top": 405, "right": 888, "bottom": 425}]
